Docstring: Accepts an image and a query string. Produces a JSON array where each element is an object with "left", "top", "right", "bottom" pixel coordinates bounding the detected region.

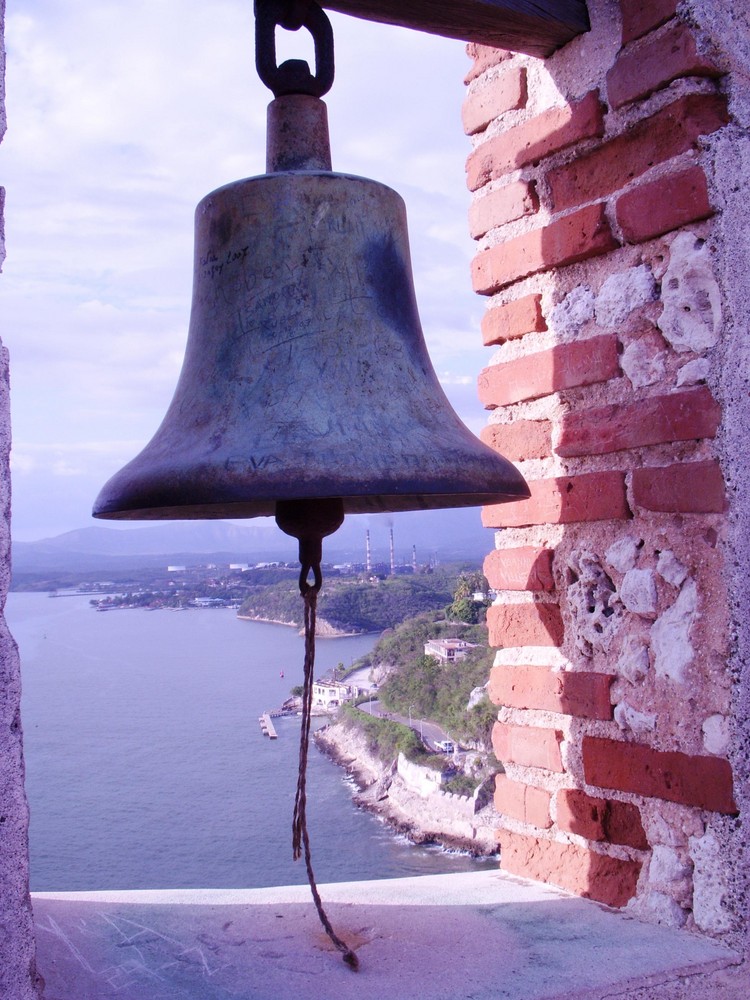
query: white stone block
[
  {"left": 614, "top": 701, "right": 657, "bottom": 737},
  {"left": 650, "top": 845, "right": 691, "bottom": 888},
  {"left": 676, "top": 358, "right": 711, "bottom": 386},
  {"left": 617, "top": 637, "right": 650, "bottom": 682},
  {"left": 605, "top": 536, "right": 639, "bottom": 574},
  {"left": 621, "top": 339, "right": 666, "bottom": 388},
  {"left": 702, "top": 713, "right": 730, "bottom": 755},
  {"left": 595, "top": 264, "right": 657, "bottom": 328},
  {"left": 550, "top": 285, "right": 594, "bottom": 335},
  {"left": 690, "top": 832, "right": 735, "bottom": 934},
  {"left": 657, "top": 232, "right": 722, "bottom": 353},
  {"left": 656, "top": 550, "right": 688, "bottom": 587},
  {"left": 651, "top": 579, "right": 698, "bottom": 683},
  {"left": 620, "top": 568, "right": 658, "bottom": 616}
]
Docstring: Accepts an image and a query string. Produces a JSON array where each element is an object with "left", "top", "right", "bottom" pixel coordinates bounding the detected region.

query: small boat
[{"left": 279, "top": 670, "right": 284, "bottom": 678}]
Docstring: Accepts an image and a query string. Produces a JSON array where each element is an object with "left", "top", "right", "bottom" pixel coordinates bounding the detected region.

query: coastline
[
  {"left": 236, "top": 612, "right": 366, "bottom": 638},
  {"left": 314, "top": 720, "right": 500, "bottom": 857}
]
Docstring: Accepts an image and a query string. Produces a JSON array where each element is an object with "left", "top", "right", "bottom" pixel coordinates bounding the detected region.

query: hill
[
  {"left": 11, "top": 507, "right": 493, "bottom": 578},
  {"left": 237, "top": 569, "right": 461, "bottom": 634}
]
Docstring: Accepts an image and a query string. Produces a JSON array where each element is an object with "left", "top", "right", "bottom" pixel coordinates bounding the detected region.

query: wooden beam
[{"left": 321, "top": 1, "right": 590, "bottom": 57}]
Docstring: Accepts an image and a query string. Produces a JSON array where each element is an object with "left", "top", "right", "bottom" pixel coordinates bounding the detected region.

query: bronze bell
[{"left": 93, "top": 54, "right": 528, "bottom": 525}]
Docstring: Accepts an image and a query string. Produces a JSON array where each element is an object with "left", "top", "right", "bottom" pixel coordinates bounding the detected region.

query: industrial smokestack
[
  {"left": 366, "top": 529, "right": 372, "bottom": 574},
  {"left": 390, "top": 527, "right": 395, "bottom": 576},
  {"left": 412, "top": 545, "right": 417, "bottom": 572}
]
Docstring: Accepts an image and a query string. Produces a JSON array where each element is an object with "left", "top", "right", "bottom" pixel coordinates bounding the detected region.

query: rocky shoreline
[
  {"left": 314, "top": 720, "right": 500, "bottom": 857},
  {"left": 236, "top": 612, "right": 364, "bottom": 638}
]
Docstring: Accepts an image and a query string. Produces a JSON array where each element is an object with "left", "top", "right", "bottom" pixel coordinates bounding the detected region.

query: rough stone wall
[
  {"left": 464, "top": 0, "right": 749, "bottom": 950},
  {"left": 0, "top": 0, "right": 41, "bottom": 994}
]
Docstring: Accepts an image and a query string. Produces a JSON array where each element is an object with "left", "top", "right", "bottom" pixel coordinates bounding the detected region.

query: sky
[{"left": 1, "top": 0, "right": 489, "bottom": 541}]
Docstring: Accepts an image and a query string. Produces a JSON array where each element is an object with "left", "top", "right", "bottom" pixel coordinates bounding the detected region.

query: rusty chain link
[{"left": 255, "top": 0, "right": 335, "bottom": 97}]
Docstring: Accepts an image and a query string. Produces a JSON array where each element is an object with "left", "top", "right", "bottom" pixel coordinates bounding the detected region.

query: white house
[
  {"left": 423, "top": 638, "right": 478, "bottom": 664},
  {"left": 312, "top": 679, "right": 359, "bottom": 710}
]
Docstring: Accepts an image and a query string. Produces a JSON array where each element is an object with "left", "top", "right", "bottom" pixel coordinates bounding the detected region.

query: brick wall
[{"left": 464, "top": 0, "right": 750, "bottom": 945}]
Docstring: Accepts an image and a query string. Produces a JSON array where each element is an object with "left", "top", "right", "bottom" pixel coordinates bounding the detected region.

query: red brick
[
  {"left": 498, "top": 830, "right": 642, "bottom": 907},
  {"left": 480, "top": 294, "right": 546, "bottom": 346},
  {"left": 495, "top": 774, "right": 552, "bottom": 828},
  {"left": 548, "top": 93, "right": 729, "bottom": 213},
  {"left": 583, "top": 735, "right": 738, "bottom": 813},
  {"left": 487, "top": 602, "right": 564, "bottom": 648},
  {"left": 464, "top": 44, "right": 511, "bottom": 85},
  {"left": 463, "top": 67, "right": 527, "bottom": 135},
  {"left": 473, "top": 204, "right": 619, "bottom": 293},
  {"left": 556, "top": 789, "right": 649, "bottom": 850},
  {"left": 616, "top": 166, "right": 712, "bottom": 243},
  {"left": 469, "top": 181, "right": 538, "bottom": 239},
  {"left": 621, "top": 0, "right": 679, "bottom": 44},
  {"left": 607, "top": 21, "right": 721, "bottom": 109},
  {"left": 481, "top": 420, "right": 552, "bottom": 462},
  {"left": 484, "top": 547, "right": 555, "bottom": 591},
  {"left": 466, "top": 91, "right": 604, "bottom": 191},
  {"left": 483, "top": 471, "right": 630, "bottom": 528},
  {"left": 492, "top": 721, "right": 564, "bottom": 772},
  {"left": 478, "top": 334, "right": 619, "bottom": 407},
  {"left": 489, "top": 665, "right": 614, "bottom": 720},
  {"left": 632, "top": 460, "right": 726, "bottom": 513},
  {"left": 557, "top": 387, "right": 721, "bottom": 457}
]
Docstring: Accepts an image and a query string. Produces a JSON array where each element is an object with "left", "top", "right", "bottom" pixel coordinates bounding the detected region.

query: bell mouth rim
[{"left": 92, "top": 487, "right": 530, "bottom": 522}]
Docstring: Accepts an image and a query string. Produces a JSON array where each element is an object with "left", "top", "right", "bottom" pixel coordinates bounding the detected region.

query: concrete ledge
[{"left": 32, "top": 871, "right": 739, "bottom": 1000}]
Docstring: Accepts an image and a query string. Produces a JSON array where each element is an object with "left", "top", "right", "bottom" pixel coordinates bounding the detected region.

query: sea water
[{"left": 8, "top": 591, "right": 493, "bottom": 892}]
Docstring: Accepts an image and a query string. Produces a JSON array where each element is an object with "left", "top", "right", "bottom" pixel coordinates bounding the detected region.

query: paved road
[{"left": 357, "top": 698, "right": 455, "bottom": 752}]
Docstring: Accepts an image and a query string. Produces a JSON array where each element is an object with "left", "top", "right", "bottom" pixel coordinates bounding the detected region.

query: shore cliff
[
  {"left": 236, "top": 613, "right": 363, "bottom": 637},
  {"left": 314, "top": 721, "right": 501, "bottom": 856}
]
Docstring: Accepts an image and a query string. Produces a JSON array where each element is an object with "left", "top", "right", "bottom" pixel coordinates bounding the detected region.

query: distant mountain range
[{"left": 12, "top": 508, "right": 494, "bottom": 575}]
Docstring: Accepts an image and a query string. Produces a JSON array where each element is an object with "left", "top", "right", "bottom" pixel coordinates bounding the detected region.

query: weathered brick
[
  {"left": 472, "top": 204, "right": 619, "bottom": 293},
  {"left": 466, "top": 91, "right": 604, "bottom": 191},
  {"left": 548, "top": 93, "right": 729, "bottom": 213},
  {"left": 484, "top": 547, "right": 555, "bottom": 591},
  {"left": 463, "top": 66, "right": 527, "bottom": 134},
  {"left": 616, "top": 166, "right": 712, "bottom": 243},
  {"left": 556, "top": 387, "right": 721, "bottom": 457},
  {"left": 469, "top": 181, "right": 538, "bottom": 239},
  {"left": 582, "top": 735, "right": 738, "bottom": 813},
  {"left": 483, "top": 471, "right": 630, "bottom": 528},
  {"left": 495, "top": 774, "right": 552, "bottom": 828},
  {"left": 489, "top": 665, "right": 614, "bottom": 720},
  {"left": 488, "top": 602, "right": 564, "bottom": 648},
  {"left": 632, "top": 460, "right": 726, "bottom": 513},
  {"left": 607, "top": 21, "right": 721, "bottom": 109},
  {"left": 621, "top": 0, "right": 679, "bottom": 44},
  {"left": 498, "top": 830, "right": 642, "bottom": 907},
  {"left": 492, "top": 721, "right": 564, "bottom": 772},
  {"left": 480, "top": 294, "right": 546, "bottom": 345},
  {"left": 556, "top": 788, "right": 649, "bottom": 850},
  {"left": 478, "top": 334, "right": 619, "bottom": 407},
  {"left": 464, "top": 44, "right": 511, "bottom": 85},
  {"left": 481, "top": 420, "right": 553, "bottom": 462}
]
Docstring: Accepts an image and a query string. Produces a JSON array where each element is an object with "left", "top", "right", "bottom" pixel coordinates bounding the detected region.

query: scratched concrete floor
[{"left": 32, "top": 871, "right": 741, "bottom": 1000}]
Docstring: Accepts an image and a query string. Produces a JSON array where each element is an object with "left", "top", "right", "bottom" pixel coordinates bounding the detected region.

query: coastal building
[
  {"left": 424, "top": 638, "right": 478, "bottom": 663},
  {"left": 312, "top": 678, "right": 359, "bottom": 710}
]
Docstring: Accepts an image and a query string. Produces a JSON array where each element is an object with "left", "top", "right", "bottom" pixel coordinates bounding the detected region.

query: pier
[{"left": 259, "top": 713, "right": 278, "bottom": 739}]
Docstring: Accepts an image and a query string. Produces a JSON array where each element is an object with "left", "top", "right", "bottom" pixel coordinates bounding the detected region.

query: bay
[{"left": 8, "top": 592, "right": 492, "bottom": 892}]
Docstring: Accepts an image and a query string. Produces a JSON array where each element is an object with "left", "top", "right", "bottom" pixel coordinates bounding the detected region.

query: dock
[{"left": 259, "top": 713, "right": 278, "bottom": 739}]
